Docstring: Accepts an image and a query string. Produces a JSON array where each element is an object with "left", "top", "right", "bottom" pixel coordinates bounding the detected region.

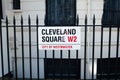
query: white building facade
[{"left": 0, "top": 0, "right": 120, "bottom": 79}]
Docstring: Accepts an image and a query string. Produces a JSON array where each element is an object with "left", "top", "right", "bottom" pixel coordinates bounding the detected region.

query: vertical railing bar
[
  {"left": 21, "top": 16, "right": 25, "bottom": 80},
  {"left": 6, "top": 16, "right": 11, "bottom": 80},
  {"left": 84, "top": 15, "right": 87, "bottom": 80},
  {"left": 53, "top": 50, "right": 55, "bottom": 80},
  {"left": 45, "top": 50, "right": 47, "bottom": 58},
  {"left": 68, "top": 50, "right": 70, "bottom": 80},
  {"left": 60, "top": 50, "right": 63, "bottom": 80},
  {"left": 28, "top": 15, "right": 32, "bottom": 80},
  {"left": 108, "top": 25, "right": 112, "bottom": 80},
  {"left": 99, "top": 25, "right": 104, "bottom": 80},
  {"left": 115, "top": 2, "right": 119, "bottom": 79},
  {"left": 13, "top": 16, "right": 18, "bottom": 80},
  {"left": 36, "top": 15, "right": 40, "bottom": 80},
  {"left": 44, "top": 50, "right": 47, "bottom": 80},
  {"left": 76, "top": 50, "right": 79, "bottom": 80},
  {"left": 107, "top": 1, "right": 112, "bottom": 79},
  {"left": 0, "top": 17, "right": 4, "bottom": 80},
  {"left": 92, "top": 15, "right": 96, "bottom": 79},
  {"left": 115, "top": 25, "right": 119, "bottom": 80}
]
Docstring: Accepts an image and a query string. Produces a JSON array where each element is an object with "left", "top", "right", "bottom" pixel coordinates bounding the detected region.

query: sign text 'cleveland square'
[{"left": 38, "top": 27, "right": 81, "bottom": 50}]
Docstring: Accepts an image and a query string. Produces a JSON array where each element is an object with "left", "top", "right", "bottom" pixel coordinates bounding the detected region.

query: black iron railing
[{"left": 0, "top": 15, "right": 120, "bottom": 80}]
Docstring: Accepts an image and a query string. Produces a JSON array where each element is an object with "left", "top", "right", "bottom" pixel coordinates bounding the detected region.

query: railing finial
[
  {"left": 21, "top": 15, "right": 23, "bottom": 24},
  {"left": 85, "top": 15, "right": 87, "bottom": 24},
  {"left": 13, "top": 15, "right": 16, "bottom": 24},
  {"left": 36, "top": 15, "right": 39, "bottom": 24},
  {"left": 6, "top": 16, "right": 8, "bottom": 24},
  {"left": 93, "top": 14, "right": 95, "bottom": 25}
]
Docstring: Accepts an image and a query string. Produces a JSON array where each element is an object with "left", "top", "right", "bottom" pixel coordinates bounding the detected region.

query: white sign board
[{"left": 38, "top": 27, "right": 81, "bottom": 50}]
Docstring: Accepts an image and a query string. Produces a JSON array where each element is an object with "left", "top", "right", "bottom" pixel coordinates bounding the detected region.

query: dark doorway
[
  {"left": 44, "top": 59, "right": 80, "bottom": 79},
  {"left": 97, "top": 58, "right": 120, "bottom": 79}
]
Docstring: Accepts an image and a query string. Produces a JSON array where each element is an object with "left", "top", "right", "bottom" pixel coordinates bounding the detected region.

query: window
[
  {"left": 45, "top": 59, "right": 80, "bottom": 79},
  {"left": 13, "top": 0, "right": 20, "bottom": 9},
  {"left": 0, "top": 0, "right": 3, "bottom": 18},
  {"left": 45, "top": 0, "right": 76, "bottom": 26},
  {"left": 97, "top": 58, "right": 120, "bottom": 79},
  {"left": 102, "top": 0, "right": 120, "bottom": 26}
]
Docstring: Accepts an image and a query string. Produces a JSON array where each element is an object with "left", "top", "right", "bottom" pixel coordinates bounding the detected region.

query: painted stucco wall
[{"left": 1, "top": 0, "right": 120, "bottom": 79}]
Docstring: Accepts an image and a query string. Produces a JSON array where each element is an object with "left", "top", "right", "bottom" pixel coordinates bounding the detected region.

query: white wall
[
  {"left": 0, "top": 27, "right": 12, "bottom": 77},
  {"left": 0, "top": 0, "right": 119, "bottom": 79},
  {"left": 0, "top": 0, "right": 13, "bottom": 77},
  {"left": 9, "top": 0, "right": 45, "bottom": 25}
]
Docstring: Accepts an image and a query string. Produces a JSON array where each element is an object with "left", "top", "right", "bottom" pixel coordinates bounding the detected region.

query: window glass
[
  {"left": 102, "top": 0, "right": 120, "bottom": 26},
  {"left": 13, "top": 0, "right": 20, "bottom": 9},
  {"left": 45, "top": 0, "right": 76, "bottom": 26},
  {"left": 0, "top": 0, "right": 3, "bottom": 18}
]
